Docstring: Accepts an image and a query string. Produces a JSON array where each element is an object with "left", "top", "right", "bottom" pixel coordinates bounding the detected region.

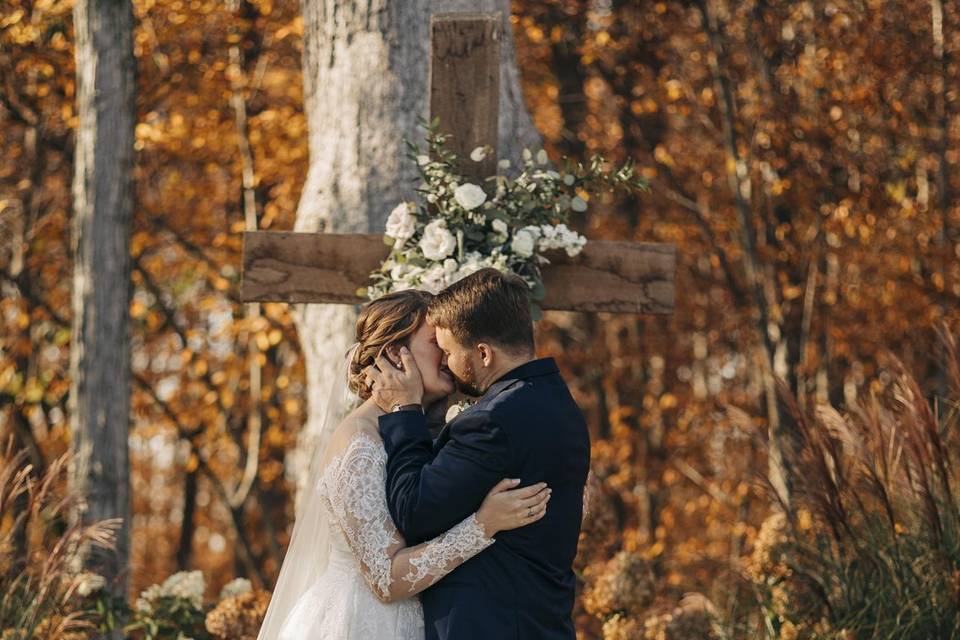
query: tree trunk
[
  {"left": 695, "top": 0, "right": 793, "bottom": 512},
  {"left": 69, "top": 0, "right": 136, "bottom": 609},
  {"left": 291, "top": 0, "right": 540, "bottom": 493}
]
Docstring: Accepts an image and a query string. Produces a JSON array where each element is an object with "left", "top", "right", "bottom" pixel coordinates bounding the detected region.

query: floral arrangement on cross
[{"left": 363, "top": 122, "right": 649, "bottom": 319}]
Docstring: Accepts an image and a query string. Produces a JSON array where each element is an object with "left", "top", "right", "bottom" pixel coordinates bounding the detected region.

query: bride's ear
[{"left": 384, "top": 343, "right": 403, "bottom": 369}]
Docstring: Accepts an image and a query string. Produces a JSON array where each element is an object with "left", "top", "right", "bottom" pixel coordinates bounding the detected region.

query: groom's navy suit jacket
[{"left": 379, "top": 358, "right": 590, "bottom": 640}]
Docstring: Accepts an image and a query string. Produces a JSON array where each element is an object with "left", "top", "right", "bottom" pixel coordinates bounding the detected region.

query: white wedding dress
[{"left": 264, "top": 427, "right": 493, "bottom": 640}]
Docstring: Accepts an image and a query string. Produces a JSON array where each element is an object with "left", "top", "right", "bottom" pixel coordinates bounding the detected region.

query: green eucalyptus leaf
[{"left": 529, "top": 281, "right": 547, "bottom": 301}]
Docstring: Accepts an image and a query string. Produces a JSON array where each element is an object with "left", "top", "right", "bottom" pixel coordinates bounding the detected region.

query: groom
[{"left": 366, "top": 268, "right": 590, "bottom": 640}]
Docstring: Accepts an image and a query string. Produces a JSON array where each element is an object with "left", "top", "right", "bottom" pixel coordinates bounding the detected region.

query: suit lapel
[{"left": 432, "top": 359, "right": 561, "bottom": 451}]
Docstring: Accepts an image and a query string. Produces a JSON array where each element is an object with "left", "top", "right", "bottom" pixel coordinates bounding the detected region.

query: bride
[{"left": 258, "top": 290, "right": 552, "bottom": 639}]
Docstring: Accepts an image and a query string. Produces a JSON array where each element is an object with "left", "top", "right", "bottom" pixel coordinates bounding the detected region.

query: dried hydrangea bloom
[
  {"left": 583, "top": 550, "right": 656, "bottom": 618},
  {"left": 205, "top": 589, "right": 272, "bottom": 640}
]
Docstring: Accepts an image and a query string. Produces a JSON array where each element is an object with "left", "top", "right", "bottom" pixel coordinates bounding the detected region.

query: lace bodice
[{"left": 317, "top": 431, "right": 494, "bottom": 603}]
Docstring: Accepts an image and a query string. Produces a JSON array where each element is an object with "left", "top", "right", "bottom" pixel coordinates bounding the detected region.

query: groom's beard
[
  {"left": 450, "top": 360, "right": 483, "bottom": 397},
  {"left": 455, "top": 377, "right": 483, "bottom": 397}
]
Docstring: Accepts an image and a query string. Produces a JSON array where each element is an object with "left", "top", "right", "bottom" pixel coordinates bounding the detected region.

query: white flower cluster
[
  {"left": 368, "top": 130, "right": 645, "bottom": 306},
  {"left": 219, "top": 577, "right": 253, "bottom": 599},
  {"left": 73, "top": 572, "right": 107, "bottom": 598},
  {"left": 383, "top": 249, "right": 510, "bottom": 295},
  {"left": 136, "top": 569, "right": 206, "bottom": 613},
  {"left": 509, "top": 223, "right": 586, "bottom": 259}
]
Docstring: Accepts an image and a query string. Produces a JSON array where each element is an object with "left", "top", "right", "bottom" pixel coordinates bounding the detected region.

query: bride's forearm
[{"left": 381, "top": 512, "right": 494, "bottom": 601}]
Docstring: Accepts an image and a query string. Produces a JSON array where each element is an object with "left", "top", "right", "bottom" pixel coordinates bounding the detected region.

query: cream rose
[
  {"left": 385, "top": 202, "right": 416, "bottom": 245},
  {"left": 510, "top": 228, "right": 538, "bottom": 258},
  {"left": 419, "top": 219, "right": 457, "bottom": 261},
  {"left": 453, "top": 183, "right": 487, "bottom": 211}
]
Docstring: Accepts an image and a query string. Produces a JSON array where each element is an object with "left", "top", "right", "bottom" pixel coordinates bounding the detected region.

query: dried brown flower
[
  {"left": 584, "top": 551, "right": 656, "bottom": 618},
  {"left": 639, "top": 600, "right": 717, "bottom": 640},
  {"left": 601, "top": 614, "right": 643, "bottom": 640},
  {"left": 205, "top": 589, "right": 272, "bottom": 640}
]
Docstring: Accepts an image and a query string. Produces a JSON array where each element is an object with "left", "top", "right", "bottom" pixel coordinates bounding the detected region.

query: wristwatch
[{"left": 391, "top": 403, "right": 423, "bottom": 413}]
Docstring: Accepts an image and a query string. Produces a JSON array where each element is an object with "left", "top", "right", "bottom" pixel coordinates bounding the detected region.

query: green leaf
[{"left": 529, "top": 281, "right": 546, "bottom": 302}]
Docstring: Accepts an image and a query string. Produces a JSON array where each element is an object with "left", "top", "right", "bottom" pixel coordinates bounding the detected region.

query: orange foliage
[{"left": 2, "top": 0, "right": 959, "bottom": 637}]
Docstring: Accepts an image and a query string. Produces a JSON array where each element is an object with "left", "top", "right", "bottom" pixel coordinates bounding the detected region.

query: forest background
[{"left": 2, "top": 0, "right": 959, "bottom": 638}]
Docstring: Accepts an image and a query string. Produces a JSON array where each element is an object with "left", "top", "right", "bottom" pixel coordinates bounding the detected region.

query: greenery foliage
[{"left": 365, "top": 122, "right": 648, "bottom": 317}]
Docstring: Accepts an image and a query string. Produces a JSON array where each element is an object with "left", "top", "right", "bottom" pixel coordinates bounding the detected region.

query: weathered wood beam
[
  {"left": 429, "top": 12, "right": 501, "bottom": 181},
  {"left": 240, "top": 231, "right": 675, "bottom": 314}
]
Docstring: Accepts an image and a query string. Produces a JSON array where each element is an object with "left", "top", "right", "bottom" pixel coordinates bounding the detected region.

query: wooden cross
[{"left": 240, "top": 13, "right": 675, "bottom": 314}]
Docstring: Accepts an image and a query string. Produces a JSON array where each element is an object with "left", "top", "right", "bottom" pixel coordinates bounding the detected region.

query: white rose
[
  {"left": 456, "top": 252, "right": 485, "bottom": 279},
  {"left": 491, "top": 219, "right": 508, "bottom": 235},
  {"left": 445, "top": 401, "right": 473, "bottom": 422},
  {"left": 453, "top": 183, "right": 487, "bottom": 211},
  {"left": 416, "top": 154, "right": 430, "bottom": 166},
  {"left": 420, "top": 263, "right": 448, "bottom": 293},
  {"left": 385, "top": 202, "right": 416, "bottom": 244},
  {"left": 536, "top": 149, "right": 548, "bottom": 165},
  {"left": 470, "top": 146, "right": 489, "bottom": 162},
  {"left": 510, "top": 228, "right": 537, "bottom": 258},
  {"left": 419, "top": 220, "right": 457, "bottom": 261}
]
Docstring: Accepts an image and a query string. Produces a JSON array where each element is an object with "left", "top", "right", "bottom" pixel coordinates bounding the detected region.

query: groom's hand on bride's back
[
  {"left": 365, "top": 347, "right": 424, "bottom": 412},
  {"left": 476, "top": 478, "right": 551, "bottom": 538}
]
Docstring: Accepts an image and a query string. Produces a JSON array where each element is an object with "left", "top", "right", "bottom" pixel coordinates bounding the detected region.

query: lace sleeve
[{"left": 325, "top": 433, "right": 494, "bottom": 603}]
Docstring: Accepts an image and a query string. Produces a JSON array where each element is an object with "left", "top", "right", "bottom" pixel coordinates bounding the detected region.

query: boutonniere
[{"left": 445, "top": 400, "right": 474, "bottom": 423}]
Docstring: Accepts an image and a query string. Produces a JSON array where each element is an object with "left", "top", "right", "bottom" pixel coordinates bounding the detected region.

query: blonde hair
[{"left": 349, "top": 290, "right": 434, "bottom": 399}]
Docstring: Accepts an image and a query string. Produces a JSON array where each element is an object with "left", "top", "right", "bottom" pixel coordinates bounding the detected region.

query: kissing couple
[{"left": 258, "top": 268, "right": 591, "bottom": 640}]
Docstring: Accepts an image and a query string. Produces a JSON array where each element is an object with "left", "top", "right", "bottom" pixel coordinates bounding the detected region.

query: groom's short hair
[{"left": 427, "top": 268, "right": 534, "bottom": 353}]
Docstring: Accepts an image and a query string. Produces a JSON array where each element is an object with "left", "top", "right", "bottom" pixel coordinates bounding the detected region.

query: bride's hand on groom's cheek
[{"left": 364, "top": 347, "right": 424, "bottom": 412}]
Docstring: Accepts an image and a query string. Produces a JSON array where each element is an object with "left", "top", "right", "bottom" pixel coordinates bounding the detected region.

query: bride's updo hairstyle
[{"left": 348, "top": 289, "right": 434, "bottom": 399}]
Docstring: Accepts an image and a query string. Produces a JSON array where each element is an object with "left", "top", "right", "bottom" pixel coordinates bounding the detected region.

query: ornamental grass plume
[
  {"left": 204, "top": 589, "right": 271, "bottom": 639},
  {"left": 747, "top": 328, "right": 960, "bottom": 638},
  {"left": 0, "top": 441, "right": 120, "bottom": 639}
]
